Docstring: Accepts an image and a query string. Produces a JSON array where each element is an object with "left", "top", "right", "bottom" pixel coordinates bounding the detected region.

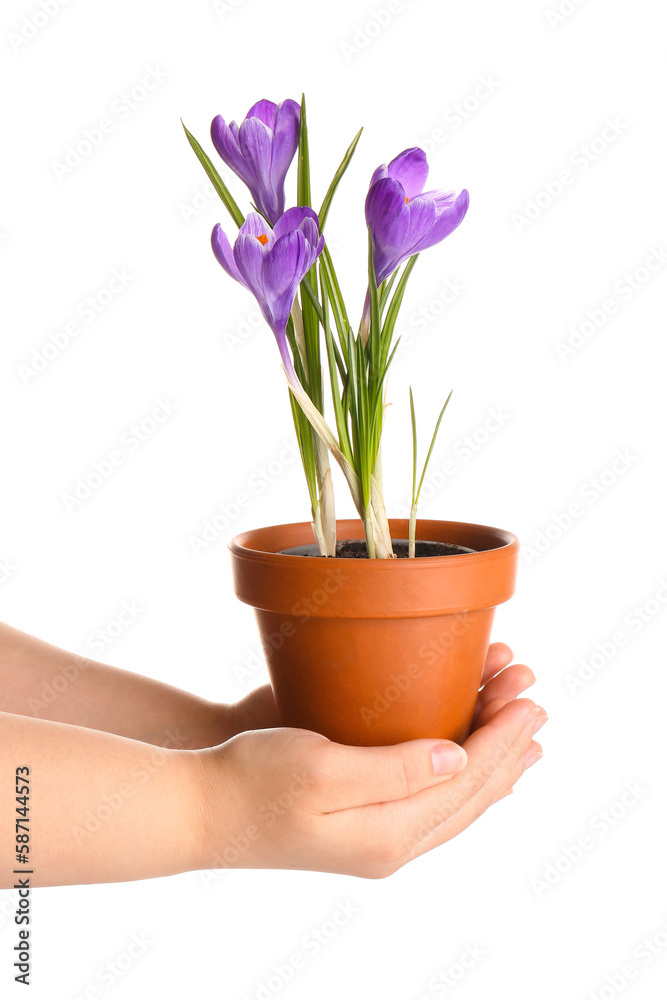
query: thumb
[{"left": 320, "top": 737, "right": 468, "bottom": 812}]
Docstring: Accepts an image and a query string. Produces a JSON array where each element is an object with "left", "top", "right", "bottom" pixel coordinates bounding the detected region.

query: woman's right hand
[{"left": 193, "top": 695, "right": 546, "bottom": 879}]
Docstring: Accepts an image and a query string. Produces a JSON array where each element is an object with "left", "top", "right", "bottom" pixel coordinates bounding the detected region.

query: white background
[{"left": 1, "top": 0, "right": 666, "bottom": 997}]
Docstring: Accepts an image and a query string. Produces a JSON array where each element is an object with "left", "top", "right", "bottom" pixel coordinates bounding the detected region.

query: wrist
[
  {"left": 167, "top": 699, "right": 233, "bottom": 750},
  {"left": 184, "top": 742, "right": 247, "bottom": 873},
  {"left": 170, "top": 748, "right": 216, "bottom": 874}
]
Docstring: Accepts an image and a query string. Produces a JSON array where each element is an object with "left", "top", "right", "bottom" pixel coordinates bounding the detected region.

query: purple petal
[
  {"left": 211, "top": 101, "right": 300, "bottom": 226},
  {"left": 245, "top": 99, "right": 278, "bottom": 129},
  {"left": 237, "top": 117, "right": 272, "bottom": 185},
  {"left": 398, "top": 195, "right": 437, "bottom": 257},
  {"left": 365, "top": 178, "right": 408, "bottom": 239},
  {"left": 211, "top": 224, "right": 246, "bottom": 287},
  {"left": 262, "top": 230, "right": 310, "bottom": 330},
  {"left": 269, "top": 99, "right": 301, "bottom": 195},
  {"left": 237, "top": 117, "right": 278, "bottom": 220},
  {"left": 239, "top": 211, "right": 275, "bottom": 248},
  {"left": 273, "top": 206, "right": 320, "bottom": 241},
  {"left": 369, "top": 163, "right": 388, "bottom": 188},
  {"left": 386, "top": 147, "right": 429, "bottom": 199},
  {"left": 210, "top": 116, "right": 247, "bottom": 182},
  {"left": 422, "top": 188, "right": 458, "bottom": 208},
  {"left": 299, "top": 217, "right": 321, "bottom": 249},
  {"left": 233, "top": 233, "right": 269, "bottom": 302},
  {"left": 423, "top": 188, "right": 470, "bottom": 248},
  {"left": 273, "top": 328, "right": 297, "bottom": 380},
  {"left": 365, "top": 177, "right": 410, "bottom": 281}
]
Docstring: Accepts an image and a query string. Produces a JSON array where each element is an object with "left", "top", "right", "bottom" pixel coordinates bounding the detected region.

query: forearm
[
  {"left": 1, "top": 712, "right": 203, "bottom": 887},
  {"left": 0, "top": 621, "right": 229, "bottom": 749}
]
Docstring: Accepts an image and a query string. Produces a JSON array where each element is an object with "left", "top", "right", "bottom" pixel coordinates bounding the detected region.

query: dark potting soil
[{"left": 278, "top": 538, "right": 476, "bottom": 558}]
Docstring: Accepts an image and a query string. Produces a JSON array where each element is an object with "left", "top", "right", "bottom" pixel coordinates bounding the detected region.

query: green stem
[{"left": 409, "top": 500, "right": 418, "bottom": 558}]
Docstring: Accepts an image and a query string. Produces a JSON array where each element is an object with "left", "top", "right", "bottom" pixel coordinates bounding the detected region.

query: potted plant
[{"left": 183, "top": 97, "right": 519, "bottom": 747}]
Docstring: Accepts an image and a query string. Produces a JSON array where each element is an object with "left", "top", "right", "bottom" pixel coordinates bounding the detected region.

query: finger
[
  {"left": 229, "top": 684, "right": 279, "bottom": 734},
  {"left": 491, "top": 786, "right": 514, "bottom": 805},
  {"left": 479, "top": 642, "right": 514, "bottom": 686},
  {"left": 474, "top": 698, "right": 508, "bottom": 730},
  {"left": 315, "top": 737, "right": 468, "bottom": 813},
  {"left": 391, "top": 698, "right": 544, "bottom": 861},
  {"left": 517, "top": 721, "right": 545, "bottom": 763},
  {"left": 472, "top": 663, "right": 536, "bottom": 728},
  {"left": 520, "top": 746, "right": 544, "bottom": 771},
  {"left": 479, "top": 663, "right": 535, "bottom": 706},
  {"left": 451, "top": 732, "right": 546, "bottom": 811}
]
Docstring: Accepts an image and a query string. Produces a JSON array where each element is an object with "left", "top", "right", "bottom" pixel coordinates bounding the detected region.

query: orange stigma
[
  {"left": 405, "top": 196, "right": 409, "bottom": 203},
  {"left": 256, "top": 233, "right": 269, "bottom": 246}
]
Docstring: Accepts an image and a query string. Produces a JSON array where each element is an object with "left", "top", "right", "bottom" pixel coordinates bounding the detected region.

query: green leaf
[
  {"left": 300, "top": 276, "right": 325, "bottom": 327},
  {"left": 346, "top": 327, "right": 361, "bottom": 471},
  {"left": 415, "top": 390, "right": 453, "bottom": 502},
  {"left": 318, "top": 260, "right": 347, "bottom": 380},
  {"left": 368, "top": 395, "right": 384, "bottom": 469},
  {"left": 379, "top": 270, "right": 398, "bottom": 315},
  {"left": 318, "top": 126, "right": 363, "bottom": 230},
  {"left": 379, "top": 336, "right": 401, "bottom": 390},
  {"left": 369, "top": 334, "right": 400, "bottom": 419},
  {"left": 300, "top": 275, "right": 322, "bottom": 409},
  {"left": 181, "top": 120, "right": 245, "bottom": 229},
  {"left": 295, "top": 102, "right": 323, "bottom": 408},
  {"left": 319, "top": 245, "right": 349, "bottom": 369},
  {"left": 380, "top": 254, "right": 419, "bottom": 371},
  {"left": 409, "top": 386, "right": 417, "bottom": 503},
  {"left": 355, "top": 333, "right": 371, "bottom": 505},
  {"left": 285, "top": 313, "right": 310, "bottom": 393},
  {"left": 365, "top": 231, "right": 387, "bottom": 483},
  {"left": 297, "top": 95, "right": 311, "bottom": 208},
  {"left": 289, "top": 390, "right": 318, "bottom": 497},
  {"left": 320, "top": 268, "right": 353, "bottom": 461},
  {"left": 285, "top": 369, "right": 363, "bottom": 513},
  {"left": 367, "top": 226, "right": 381, "bottom": 385}
]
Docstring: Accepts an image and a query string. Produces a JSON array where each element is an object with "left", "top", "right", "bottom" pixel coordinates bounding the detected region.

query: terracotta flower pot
[{"left": 229, "top": 518, "right": 519, "bottom": 747}]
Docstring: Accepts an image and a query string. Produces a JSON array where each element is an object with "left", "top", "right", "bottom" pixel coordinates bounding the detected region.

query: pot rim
[
  {"left": 229, "top": 517, "right": 518, "bottom": 566},
  {"left": 229, "top": 519, "right": 519, "bottom": 617}
]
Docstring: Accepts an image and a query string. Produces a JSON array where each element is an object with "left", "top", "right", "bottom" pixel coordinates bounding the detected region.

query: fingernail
[
  {"left": 523, "top": 751, "right": 543, "bottom": 772},
  {"left": 431, "top": 743, "right": 467, "bottom": 775},
  {"left": 532, "top": 712, "right": 548, "bottom": 736},
  {"left": 523, "top": 705, "right": 541, "bottom": 730}
]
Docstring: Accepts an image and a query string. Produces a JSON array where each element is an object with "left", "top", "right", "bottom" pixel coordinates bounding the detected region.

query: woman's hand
[
  {"left": 0, "top": 631, "right": 543, "bottom": 886},
  {"left": 194, "top": 643, "right": 546, "bottom": 878},
  {"left": 471, "top": 642, "right": 537, "bottom": 730}
]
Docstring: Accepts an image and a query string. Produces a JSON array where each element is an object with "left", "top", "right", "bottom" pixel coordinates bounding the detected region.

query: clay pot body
[{"left": 229, "top": 518, "right": 519, "bottom": 746}]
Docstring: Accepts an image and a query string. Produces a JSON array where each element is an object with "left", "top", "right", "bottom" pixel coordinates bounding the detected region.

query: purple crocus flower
[
  {"left": 211, "top": 207, "right": 324, "bottom": 379},
  {"left": 211, "top": 99, "right": 301, "bottom": 225},
  {"left": 365, "top": 147, "right": 469, "bottom": 284}
]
